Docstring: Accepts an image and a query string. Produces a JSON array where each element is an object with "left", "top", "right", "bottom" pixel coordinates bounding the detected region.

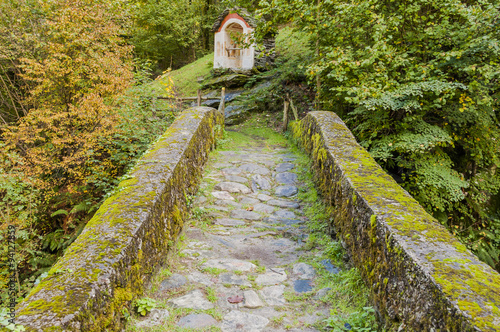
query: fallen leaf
[{"left": 227, "top": 295, "right": 244, "bottom": 303}]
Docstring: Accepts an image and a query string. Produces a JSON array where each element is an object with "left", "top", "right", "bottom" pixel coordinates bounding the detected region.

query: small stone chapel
[{"left": 212, "top": 8, "right": 274, "bottom": 71}]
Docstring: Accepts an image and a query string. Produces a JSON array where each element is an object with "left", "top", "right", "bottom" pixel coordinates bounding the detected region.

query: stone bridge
[{"left": 15, "top": 107, "right": 500, "bottom": 331}]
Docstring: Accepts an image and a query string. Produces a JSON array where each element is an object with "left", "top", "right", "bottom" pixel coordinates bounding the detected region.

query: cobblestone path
[{"left": 127, "top": 128, "right": 350, "bottom": 331}]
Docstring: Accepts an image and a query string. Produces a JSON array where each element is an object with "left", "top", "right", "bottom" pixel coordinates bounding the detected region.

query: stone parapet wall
[
  {"left": 292, "top": 111, "right": 500, "bottom": 331},
  {"left": 15, "top": 107, "right": 224, "bottom": 331}
]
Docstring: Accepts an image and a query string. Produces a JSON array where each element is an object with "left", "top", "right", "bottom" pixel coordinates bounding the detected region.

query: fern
[
  {"left": 50, "top": 209, "right": 68, "bottom": 218},
  {"left": 69, "top": 202, "right": 90, "bottom": 215}
]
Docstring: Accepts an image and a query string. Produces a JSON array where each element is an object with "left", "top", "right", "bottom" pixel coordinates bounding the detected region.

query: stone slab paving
[
  {"left": 168, "top": 290, "right": 215, "bottom": 310},
  {"left": 177, "top": 313, "right": 218, "bottom": 329},
  {"left": 129, "top": 138, "right": 341, "bottom": 331}
]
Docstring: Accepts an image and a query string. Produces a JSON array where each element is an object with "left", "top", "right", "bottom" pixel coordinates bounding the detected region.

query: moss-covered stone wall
[
  {"left": 292, "top": 111, "right": 500, "bottom": 331},
  {"left": 15, "top": 107, "right": 224, "bottom": 331}
]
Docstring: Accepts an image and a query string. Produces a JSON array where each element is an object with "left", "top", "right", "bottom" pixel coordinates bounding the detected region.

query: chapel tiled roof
[{"left": 211, "top": 7, "right": 258, "bottom": 32}]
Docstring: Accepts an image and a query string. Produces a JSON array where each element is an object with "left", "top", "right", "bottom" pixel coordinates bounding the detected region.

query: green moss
[
  {"left": 430, "top": 260, "right": 500, "bottom": 330},
  {"left": 369, "top": 215, "right": 377, "bottom": 244},
  {"left": 218, "top": 115, "right": 289, "bottom": 151},
  {"left": 171, "top": 205, "right": 184, "bottom": 230},
  {"left": 20, "top": 296, "right": 65, "bottom": 316},
  {"left": 85, "top": 286, "right": 137, "bottom": 331}
]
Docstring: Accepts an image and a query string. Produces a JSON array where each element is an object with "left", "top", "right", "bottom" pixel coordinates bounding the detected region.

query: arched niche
[
  {"left": 213, "top": 12, "right": 255, "bottom": 70},
  {"left": 225, "top": 22, "right": 244, "bottom": 59}
]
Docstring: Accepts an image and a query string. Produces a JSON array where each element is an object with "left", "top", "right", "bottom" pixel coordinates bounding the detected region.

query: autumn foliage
[
  {"left": 0, "top": 0, "right": 137, "bottom": 302},
  {"left": 5, "top": 0, "right": 133, "bottom": 202}
]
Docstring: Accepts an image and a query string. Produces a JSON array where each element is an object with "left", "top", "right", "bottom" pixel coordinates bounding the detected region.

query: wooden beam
[{"left": 153, "top": 96, "right": 218, "bottom": 101}]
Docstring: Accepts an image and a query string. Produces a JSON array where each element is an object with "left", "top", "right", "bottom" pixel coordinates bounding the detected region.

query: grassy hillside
[
  {"left": 156, "top": 53, "right": 214, "bottom": 96},
  {"left": 151, "top": 26, "right": 310, "bottom": 98}
]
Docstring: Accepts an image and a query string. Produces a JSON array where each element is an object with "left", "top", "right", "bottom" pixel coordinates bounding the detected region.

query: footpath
[{"left": 127, "top": 123, "right": 373, "bottom": 331}]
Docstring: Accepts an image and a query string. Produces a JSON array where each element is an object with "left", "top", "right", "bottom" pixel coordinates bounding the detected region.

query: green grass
[
  {"left": 156, "top": 268, "right": 172, "bottom": 280},
  {"left": 156, "top": 53, "right": 213, "bottom": 96},
  {"left": 256, "top": 265, "right": 266, "bottom": 273},
  {"left": 217, "top": 113, "right": 289, "bottom": 151},
  {"left": 270, "top": 314, "right": 286, "bottom": 327},
  {"left": 150, "top": 26, "right": 308, "bottom": 99},
  {"left": 205, "top": 286, "right": 218, "bottom": 303},
  {"left": 201, "top": 267, "right": 227, "bottom": 276},
  {"left": 189, "top": 206, "right": 212, "bottom": 231},
  {"left": 284, "top": 291, "right": 313, "bottom": 302}
]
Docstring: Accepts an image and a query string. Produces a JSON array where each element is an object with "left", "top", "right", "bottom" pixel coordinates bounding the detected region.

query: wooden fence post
[
  {"left": 283, "top": 101, "right": 290, "bottom": 132},
  {"left": 197, "top": 89, "right": 202, "bottom": 106},
  {"left": 218, "top": 87, "right": 226, "bottom": 114},
  {"left": 287, "top": 93, "right": 299, "bottom": 121}
]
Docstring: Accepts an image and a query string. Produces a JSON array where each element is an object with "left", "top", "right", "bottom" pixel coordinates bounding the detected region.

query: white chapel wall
[{"left": 214, "top": 17, "right": 254, "bottom": 70}]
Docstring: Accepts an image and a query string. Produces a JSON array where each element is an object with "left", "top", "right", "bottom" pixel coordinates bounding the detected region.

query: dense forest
[
  {"left": 255, "top": 0, "right": 500, "bottom": 271},
  {"left": 1, "top": 0, "right": 499, "bottom": 309},
  {"left": 252, "top": 0, "right": 500, "bottom": 272}
]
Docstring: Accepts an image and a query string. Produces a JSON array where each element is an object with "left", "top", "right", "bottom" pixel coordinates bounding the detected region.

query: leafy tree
[
  {"left": 0, "top": 0, "right": 185, "bottom": 304},
  {"left": 130, "top": 0, "right": 222, "bottom": 72},
  {"left": 4, "top": 0, "right": 133, "bottom": 208},
  {"left": 258, "top": 0, "right": 500, "bottom": 270},
  {"left": 0, "top": 0, "right": 41, "bottom": 124},
  {"left": 0, "top": 0, "right": 136, "bottom": 301}
]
